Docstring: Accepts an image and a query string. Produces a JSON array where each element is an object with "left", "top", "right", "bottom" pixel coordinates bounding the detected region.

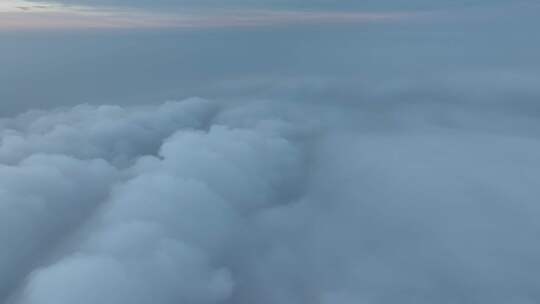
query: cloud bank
[{"left": 1, "top": 90, "right": 540, "bottom": 304}]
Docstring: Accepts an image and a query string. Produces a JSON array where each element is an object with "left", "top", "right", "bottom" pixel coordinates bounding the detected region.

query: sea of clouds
[{"left": 1, "top": 91, "right": 540, "bottom": 304}]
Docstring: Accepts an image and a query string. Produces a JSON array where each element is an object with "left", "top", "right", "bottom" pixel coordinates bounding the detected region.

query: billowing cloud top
[{"left": 2, "top": 84, "right": 540, "bottom": 303}]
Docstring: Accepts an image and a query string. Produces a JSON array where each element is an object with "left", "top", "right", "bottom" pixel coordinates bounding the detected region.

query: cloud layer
[
  {"left": 0, "top": 1, "right": 420, "bottom": 31},
  {"left": 3, "top": 0, "right": 533, "bottom": 31},
  {"left": 1, "top": 91, "right": 540, "bottom": 303},
  {"left": 35, "top": 0, "right": 525, "bottom": 11}
]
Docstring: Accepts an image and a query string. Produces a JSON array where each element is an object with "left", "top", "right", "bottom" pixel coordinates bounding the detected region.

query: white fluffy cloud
[{"left": 1, "top": 96, "right": 540, "bottom": 304}]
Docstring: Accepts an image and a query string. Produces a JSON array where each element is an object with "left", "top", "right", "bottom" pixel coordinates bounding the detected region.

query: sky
[{"left": 2, "top": 1, "right": 540, "bottom": 304}]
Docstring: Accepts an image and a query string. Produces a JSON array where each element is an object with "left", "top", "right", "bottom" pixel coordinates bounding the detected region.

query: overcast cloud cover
[{"left": 2, "top": 0, "right": 540, "bottom": 303}]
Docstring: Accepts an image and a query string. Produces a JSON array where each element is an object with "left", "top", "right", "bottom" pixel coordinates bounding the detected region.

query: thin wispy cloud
[
  {"left": 0, "top": 0, "right": 424, "bottom": 30},
  {"left": 0, "top": 0, "right": 61, "bottom": 12}
]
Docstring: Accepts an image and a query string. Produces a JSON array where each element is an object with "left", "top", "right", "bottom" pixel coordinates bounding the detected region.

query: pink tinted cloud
[{"left": 0, "top": 9, "right": 424, "bottom": 31}]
